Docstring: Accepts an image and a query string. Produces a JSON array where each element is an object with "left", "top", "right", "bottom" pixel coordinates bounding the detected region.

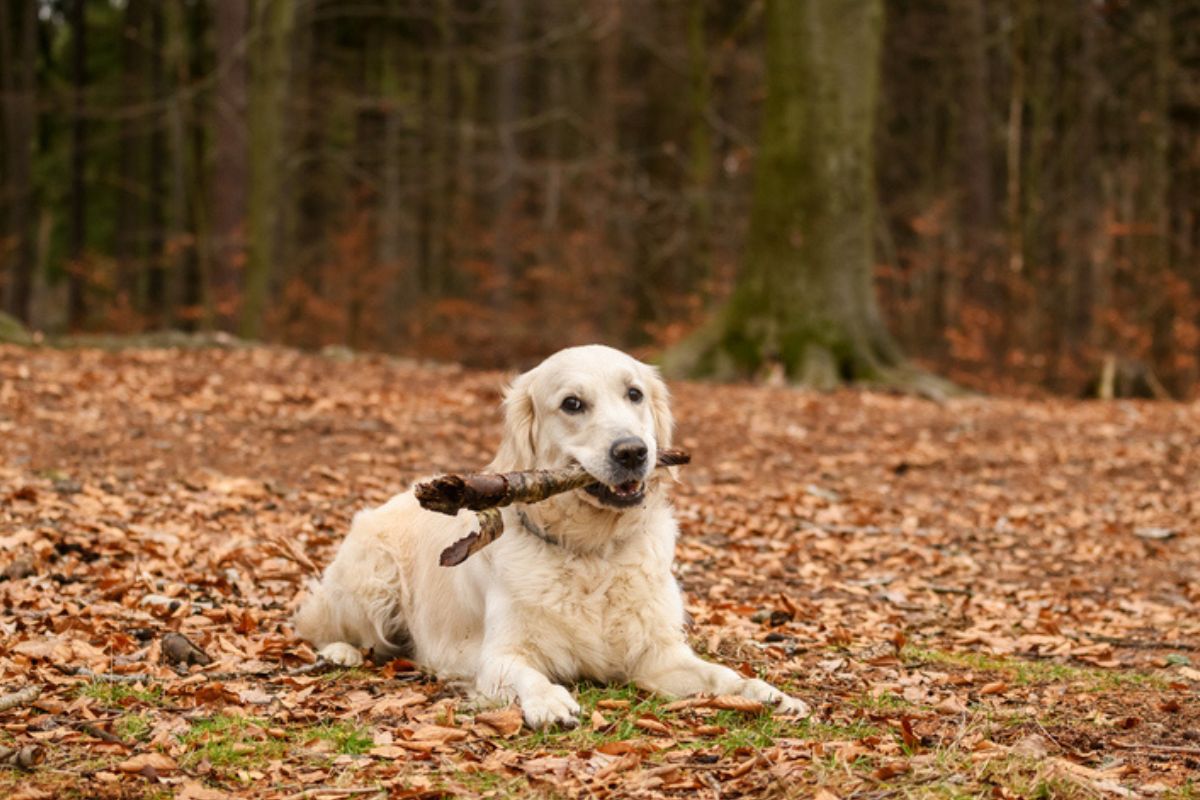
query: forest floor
[{"left": 1, "top": 344, "right": 1198, "bottom": 800}]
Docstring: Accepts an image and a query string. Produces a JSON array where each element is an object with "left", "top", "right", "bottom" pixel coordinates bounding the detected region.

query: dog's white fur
[{"left": 294, "top": 345, "right": 809, "bottom": 728}]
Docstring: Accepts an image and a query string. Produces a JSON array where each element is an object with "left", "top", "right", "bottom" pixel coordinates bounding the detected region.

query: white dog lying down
[{"left": 294, "top": 345, "right": 810, "bottom": 728}]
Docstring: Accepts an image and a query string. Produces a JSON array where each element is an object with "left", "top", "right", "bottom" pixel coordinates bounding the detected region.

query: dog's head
[{"left": 490, "top": 345, "right": 673, "bottom": 511}]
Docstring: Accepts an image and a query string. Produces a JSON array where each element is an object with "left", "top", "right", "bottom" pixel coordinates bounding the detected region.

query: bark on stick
[{"left": 419, "top": 448, "right": 691, "bottom": 567}]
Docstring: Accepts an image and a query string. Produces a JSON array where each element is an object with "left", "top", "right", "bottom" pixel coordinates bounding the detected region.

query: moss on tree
[{"left": 665, "top": 0, "right": 956, "bottom": 397}]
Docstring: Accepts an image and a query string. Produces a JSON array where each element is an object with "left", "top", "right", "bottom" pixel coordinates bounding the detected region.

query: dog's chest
[{"left": 504, "top": 550, "right": 677, "bottom": 679}]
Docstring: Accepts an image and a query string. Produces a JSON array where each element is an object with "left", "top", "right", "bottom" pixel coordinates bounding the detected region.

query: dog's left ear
[{"left": 644, "top": 365, "right": 674, "bottom": 451}]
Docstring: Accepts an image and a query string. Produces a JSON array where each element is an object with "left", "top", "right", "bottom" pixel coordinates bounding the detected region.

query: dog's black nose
[{"left": 610, "top": 437, "right": 648, "bottom": 470}]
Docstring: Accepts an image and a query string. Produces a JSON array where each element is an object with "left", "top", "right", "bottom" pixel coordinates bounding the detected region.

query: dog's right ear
[{"left": 489, "top": 371, "right": 537, "bottom": 472}]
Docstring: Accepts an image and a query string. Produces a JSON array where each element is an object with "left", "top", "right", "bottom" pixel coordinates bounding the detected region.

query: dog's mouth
[{"left": 583, "top": 479, "right": 646, "bottom": 509}]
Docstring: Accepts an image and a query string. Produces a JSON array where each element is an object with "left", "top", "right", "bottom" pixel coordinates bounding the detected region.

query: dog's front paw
[
  {"left": 742, "top": 678, "right": 811, "bottom": 718},
  {"left": 519, "top": 684, "right": 581, "bottom": 730},
  {"left": 318, "top": 641, "right": 364, "bottom": 668},
  {"left": 771, "top": 693, "right": 812, "bottom": 717}
]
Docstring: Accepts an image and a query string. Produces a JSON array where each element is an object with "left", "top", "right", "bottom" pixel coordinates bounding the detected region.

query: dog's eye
[
  {"left": 627, "top": 387, "right": 644, "bottom": 404},
  {"left": 560, "top": 395, "right": 585, "bottom": 414}
]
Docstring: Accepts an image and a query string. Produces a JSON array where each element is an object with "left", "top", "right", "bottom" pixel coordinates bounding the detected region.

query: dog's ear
[
  {"left": 489, "top": 371, "right": 538, "bottom": 471},
  {"left": 645, "top": 365, "right": 674, "bottom": 451}
]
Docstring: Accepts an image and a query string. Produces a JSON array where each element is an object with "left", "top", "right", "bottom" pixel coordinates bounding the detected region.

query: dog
[{"left": 294, "top": 345, "right": 810, "bottom": 728}]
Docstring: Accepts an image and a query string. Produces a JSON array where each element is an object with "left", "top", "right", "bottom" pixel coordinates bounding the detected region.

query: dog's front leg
[
  {"left": 634, "top": 642, "right": 811, "bottom": 717},
  {"left": 476, "top": 652, "right": 580, "bottom": 730},
  {"left": 476, "top": 592, "right": 580, "bottom": 730}
]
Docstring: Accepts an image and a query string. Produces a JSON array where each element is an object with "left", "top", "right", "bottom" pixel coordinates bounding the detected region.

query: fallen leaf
[
  {"left": 410, "top": 725, "right": 468, "bottom": 743},
  {"left": 473, "top": 707, "right": 524, "bottom": 738},
  {"left": 633, "top": 716, "right": 671, "bottom": 735},
  {"left": 702, "top": 695, "right": 765, "bottom": 714},
  {"left": 117, "top": 752, "right": 178, "bottom": 774}
]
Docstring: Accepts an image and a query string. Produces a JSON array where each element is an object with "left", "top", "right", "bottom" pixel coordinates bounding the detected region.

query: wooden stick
[
  {"left": 438, "top": 508, "right": 503, "bottom": 567},
  {"left": 421, "top": 448, "right": 691, "bottom": 567},
  {"left": 416, "top": 448, "right": 690, "bottom": 516},
  {"left": 0, "top": 685, "right": 41, "bottom": 713}
]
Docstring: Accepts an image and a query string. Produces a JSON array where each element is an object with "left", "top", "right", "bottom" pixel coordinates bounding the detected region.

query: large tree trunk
[
  {"left": 0, "top": 0, "right": 37, "bottom": 323},
  {"left": 210, "top": 0, "right": 248, "bottom": 332},
  {"left": 163, "top": 0, "right": 194, "bottom": 327},
  {"left": 492, "top": 0, "right": 522, "bottom": 318},
  {"left": 241, "top": 0, "right": 295, "bottom": 339},
  {"left": 686, "top": 0, "right": 712, "bottom": 281},
  {"left": 68, "top": 0, "right": 87, "bottom": 329},
  {"left": 146, "top": 3, "right": 167, "bottom": 321},
  {"left": 667, "top": 0, "right": 935, "bottom": 391},
  {"left": 114, "top": 0, "right": 147, "bottom": 310}
]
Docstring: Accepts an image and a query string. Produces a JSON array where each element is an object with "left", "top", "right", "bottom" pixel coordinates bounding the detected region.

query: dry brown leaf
[
  {"left": 597, "top": 699, "right": 631, "bottom": 710},
  {"left": 117, "top": 752, "right": 177, "bottom": 773},
  {"left": 369, "top": 745, "right": 410, "bottom": 758},
  {"left": 873, "top": 761, "right": 911, "bottom": 780},
  {"left": 702, "top": 695, "right": 765, "bottom": 714},
  {"left": 596, "top": 741, "right": 645, "bottom": 756},
  {"left": 409, "top": 724, "right": 468, "bottom": 743},
  {"left": 176, "top": 781, "right": 231, "bottom": 800},
  {"left": 473, "top": 707, "right": 524, "bottom": 738},
  {"left": 633, "top": 716, "right": 671, "bottom": 735}
]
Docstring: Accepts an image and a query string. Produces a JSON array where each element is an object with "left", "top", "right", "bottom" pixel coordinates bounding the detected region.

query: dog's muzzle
[{"left": 583, "top": 436, "right": 650, "bottom": 508}]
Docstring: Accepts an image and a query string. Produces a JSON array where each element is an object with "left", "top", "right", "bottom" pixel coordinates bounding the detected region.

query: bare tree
[
  {"left": 0, "top": 0, "right": 37, "bottom": 322},
  {"left": 211, "top": 0, "right": 248, "bottom": 331}
]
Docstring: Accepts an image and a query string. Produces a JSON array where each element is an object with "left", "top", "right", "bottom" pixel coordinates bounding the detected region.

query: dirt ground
[{"left": 1, "top": 345, "right": 1197, "bottom": 799}]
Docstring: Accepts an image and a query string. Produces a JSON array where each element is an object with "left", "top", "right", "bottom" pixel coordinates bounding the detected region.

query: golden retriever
[{"left": 294, "top": 345, "right": 809, "bottom": 728}]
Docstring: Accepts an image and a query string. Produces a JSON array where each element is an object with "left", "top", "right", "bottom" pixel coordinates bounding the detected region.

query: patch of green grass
[
  {"left": 796, "top": 717, "right": 884, "bottom": 741},
  {"left": 76, "top": 680, "right": 163, "bottom": 708},
  {"left": 846, "top": 689, "right": 914, "bottom": 713},
  {"left": 448, "top": 770, "right": 546, "bottom": 799},
  {"left": 904, "top": 646, "right": 1168, "bottom": 691},
  {"left": 1164, "top": 781, "right": 1198, "bottom": 800},
  {"left": 178, "top": 715, "right": 287, "bottom": 771},
  {"left": 305, "top": 720, "right": 374, "bottom": 755},
  {"left": 114, "top": 713, "right": 153, "bottom": 743},
  {"left": 707, "top": 711, "right": 786, "bottom": 751}
]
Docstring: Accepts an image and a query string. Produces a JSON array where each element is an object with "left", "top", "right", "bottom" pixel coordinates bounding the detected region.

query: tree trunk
[
  {"left": 211, "top": 0, "right": 248, "bottom": 332},
  {"left": 241, "top": 0, "right": 295, "bottom": 339},
  {"left": 146, "top": 3, "right": 167, "bottom": 322},
  {"left": 114, "top": 0, "right": 147, "bottom": 310},
  {"left": 956, "top": 0, "right": 994, "bottom": 248},
  {"left": 493, "top": 0, "right": 522, "bottom": 316},
  {"left": 68, "top": 0, "right": 87, "bottom": 329},
  {"left": 1005, "top": 0, "right": 1027, "bottom": 276},
  {"left": 0, "top": 0, "right": 37, "bottom": 323},
  {"left": 667, "top": 0, "right": 933, "bottom": 391},
  {"left": 378, "top": 25, "right": 416, "bottom": 327},
  {"left": 163, "top": 0, "right": 193, "bottom": 327},
  {"left": 686, "top": 0, "right": 712, "bottom": 281},
  {"left": 422, "top": 0, "right": 452, "bottom": 298}
]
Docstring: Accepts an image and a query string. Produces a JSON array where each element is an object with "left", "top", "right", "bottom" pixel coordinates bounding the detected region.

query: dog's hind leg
[
  {"left": 294, "top": 583, "right": 362, "bottom": 666},
  {"left": 294, "top": 576, "right": 413, "bottom": 668}
]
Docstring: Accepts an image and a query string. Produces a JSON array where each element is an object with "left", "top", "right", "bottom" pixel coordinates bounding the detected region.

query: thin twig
[
  {"left": 282, "top": 787, "right": 387, "bottom": 800},
  {"left": 1111, "top": 741, "right": 1200, "bottom": 756},
  {"left": 77, "top": 722, "right": 132, "bottom": 748},
  {"left": 52, "top": 665, "right": 159, "bottom": 684},
  {"left": 1086, "top": 635, "right": 1200, "bottom": 652}
]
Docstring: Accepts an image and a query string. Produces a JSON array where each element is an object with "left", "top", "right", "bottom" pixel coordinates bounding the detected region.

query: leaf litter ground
[{"left": 1, "top": 345, "right": 1198, "bottom": 799}]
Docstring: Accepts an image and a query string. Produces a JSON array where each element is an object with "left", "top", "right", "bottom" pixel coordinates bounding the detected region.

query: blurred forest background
[{"left": 2, "top": 0, "right": 1199, "bottom": 396}]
